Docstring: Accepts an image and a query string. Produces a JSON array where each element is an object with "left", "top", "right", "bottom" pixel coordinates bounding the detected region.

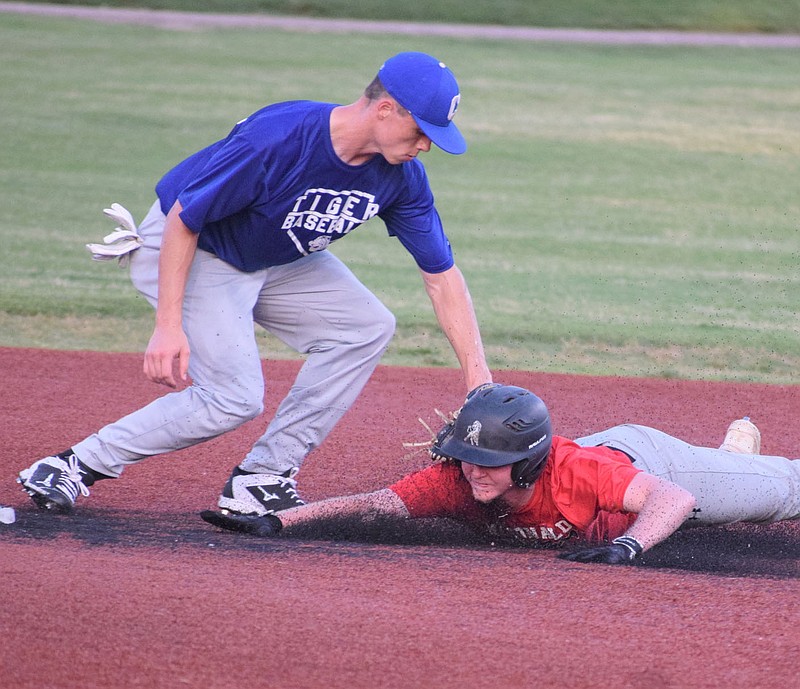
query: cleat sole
[{"left": 21, "top": 485, "right": 74, "bottom": 514}]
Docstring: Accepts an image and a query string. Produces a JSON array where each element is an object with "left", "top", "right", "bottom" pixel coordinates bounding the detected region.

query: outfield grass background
[
  {"left": 14, "top": 0, "right": 800, "bottom": 33},
  {"left": 1, "top": 9, "right": 799, "bottom": 383}
]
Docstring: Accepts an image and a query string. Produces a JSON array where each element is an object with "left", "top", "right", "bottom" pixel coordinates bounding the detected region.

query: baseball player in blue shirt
[{"left": 18, "top": 52, "right": 493, "bottom": 517}]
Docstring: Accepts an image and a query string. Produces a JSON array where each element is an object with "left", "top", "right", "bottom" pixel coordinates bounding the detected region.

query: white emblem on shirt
[
  {"left": 308, "top": 236, "right": 331, "bottom": 252},
  {"left": 281, "top": 188, "right": 380, "bottom": 240}
]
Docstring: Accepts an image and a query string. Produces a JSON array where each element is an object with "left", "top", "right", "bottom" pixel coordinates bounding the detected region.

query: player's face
[
  {"left": 460, "top": 462, "right": 515, "bottom": 504},
  {"left": 377, "top": 101, "right": 432, "bottom": 164}
]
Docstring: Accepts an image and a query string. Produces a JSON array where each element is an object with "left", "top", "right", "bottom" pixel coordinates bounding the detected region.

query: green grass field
[
  {"left": 1, "top": 11, "right": 799, "bottom": 383},
  {"left": 15, "top": 0, "right": 800, "bottom": 33}
]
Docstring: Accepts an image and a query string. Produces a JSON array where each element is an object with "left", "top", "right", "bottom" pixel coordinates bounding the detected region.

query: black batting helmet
[{"left": 432, "top": 384, "right": 552, "bottom": 488}]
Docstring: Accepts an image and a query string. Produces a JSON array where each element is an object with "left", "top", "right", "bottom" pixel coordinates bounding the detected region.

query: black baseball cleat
[
  {"left": 217, "top": 467, "right": 305, "bottom": 516},
  {"left": 200, "top": 510, "right": 283, "bottom": 537},
  {"left": 17, "top": 454, "right": 94, "bottom": 514}
]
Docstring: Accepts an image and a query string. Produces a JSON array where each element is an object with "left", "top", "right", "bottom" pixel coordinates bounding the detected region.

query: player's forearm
[
  {"left": 421, "top": 265, "right": 492, "bottom": 391},
  {"left": 155, "top": 201, "right": 198, "bottom": 328},
  {"left": 559, "top": 471, "right": 698, "bottom": 566},
  {"left": 621, "top": 476, "right": 697, "bottom": 551},
  {"left": 277, "top": 488, "right": 409, "bottom": 529}
]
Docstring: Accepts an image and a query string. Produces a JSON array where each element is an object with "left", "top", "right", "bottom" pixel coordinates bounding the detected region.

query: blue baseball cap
[{"left": 378, "top": 52, "right": 467, "bottom": 155}]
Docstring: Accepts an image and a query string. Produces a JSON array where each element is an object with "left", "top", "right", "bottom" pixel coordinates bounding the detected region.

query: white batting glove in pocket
[{"left": 86, "top": 202, "right": 143, "bottom": 267}]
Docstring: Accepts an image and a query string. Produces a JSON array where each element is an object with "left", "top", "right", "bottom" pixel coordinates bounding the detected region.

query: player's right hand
[{"left": 144, "top": 324, "right": 190, "bottom": 388}]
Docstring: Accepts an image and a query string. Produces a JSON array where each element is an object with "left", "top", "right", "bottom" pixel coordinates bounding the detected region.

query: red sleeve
[
  {"left": 389, "top": 462, "right": 475, "bottom": 519},
  {"left": 549, "top": 438, "right": 642, "bottom": 531}
]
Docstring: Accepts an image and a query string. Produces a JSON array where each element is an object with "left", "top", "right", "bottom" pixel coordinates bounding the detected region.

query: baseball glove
[
  {"left": 402, "top": 383, "right": 498, "bottom": 461},
  {"left": 402, "top": 408, "right": 459, "bottom": 460}
]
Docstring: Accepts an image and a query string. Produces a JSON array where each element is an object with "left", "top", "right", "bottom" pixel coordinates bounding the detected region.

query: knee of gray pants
[
  {"left": 309, "top": 298, "right": 395, "bottom": 355},
  {"left": 198, "top": 376, "right": 266, "bottom": 428}
]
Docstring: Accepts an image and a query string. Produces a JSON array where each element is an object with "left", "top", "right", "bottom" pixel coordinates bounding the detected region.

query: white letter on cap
[{"left": 448, "top": 94, "right": 461, "bottom": 121}]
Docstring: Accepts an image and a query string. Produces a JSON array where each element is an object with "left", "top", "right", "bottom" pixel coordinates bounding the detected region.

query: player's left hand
[
  {"left": 558, "top": 536, "right": 643, "bottom": 565},
  {"left": 200, "top": 510, "right": 283, "bottom": 537}
]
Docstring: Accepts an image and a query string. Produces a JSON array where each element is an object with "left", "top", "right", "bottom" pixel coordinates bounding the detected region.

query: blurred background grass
[
  {"left": 13, "top": 0, "right": 800, "bottom": 33},
  {"left": 1, "top": 5, "right": 798, "bottom": 383}
]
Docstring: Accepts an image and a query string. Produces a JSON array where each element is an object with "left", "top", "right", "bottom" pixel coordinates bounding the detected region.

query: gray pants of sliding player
[
  {"left": 575, "top": 424, "right": 800, "bottom": 525},
  {"left": 73, "top": 201, "right": 395, "bottom": 478}
]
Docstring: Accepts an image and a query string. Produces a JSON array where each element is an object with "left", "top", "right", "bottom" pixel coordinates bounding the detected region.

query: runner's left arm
[{"left": 618, "top": 473, "right": 697, "bottom": 550}]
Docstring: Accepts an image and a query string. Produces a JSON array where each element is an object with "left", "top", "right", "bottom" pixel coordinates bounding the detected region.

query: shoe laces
[
  {"left": 275, "top": 468, "right": 302, "bottom": 503},
  {"left": 63, "top": 455, "right": 91, "bottom": 498}
]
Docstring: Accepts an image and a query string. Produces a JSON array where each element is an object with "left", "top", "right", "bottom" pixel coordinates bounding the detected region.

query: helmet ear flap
[{"left": 510, "top": 454, "right": 548, "bottom": 488}]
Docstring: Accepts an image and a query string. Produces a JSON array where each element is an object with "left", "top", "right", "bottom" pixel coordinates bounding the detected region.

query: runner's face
[
  {"left": 460, "top": 462, "right": 515, "bottom": 503},
  {"left": 377, "top": 101, "right": 432, "bottom": 164}
]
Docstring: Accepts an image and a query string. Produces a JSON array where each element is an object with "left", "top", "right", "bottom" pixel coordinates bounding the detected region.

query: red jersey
[{"left": 389, "top": 436, "right": 640, "bottom": 546}]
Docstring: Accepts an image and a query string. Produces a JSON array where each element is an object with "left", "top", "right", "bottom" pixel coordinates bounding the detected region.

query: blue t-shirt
[{"left": 155, "top": 101, "right": 454, "bottom": 273}]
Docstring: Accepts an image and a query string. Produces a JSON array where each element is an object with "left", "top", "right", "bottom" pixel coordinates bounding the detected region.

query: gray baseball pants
[
  {"left": 575, "top": 424, "right": 800, "bottom": 525},
  {"left": 73, "top": 201, "right": 395, "bottom": 478}
]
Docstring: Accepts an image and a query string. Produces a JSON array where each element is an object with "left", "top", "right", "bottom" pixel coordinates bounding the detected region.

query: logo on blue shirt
[{"left": 281, "top": 188, "right": 381, "bottom": 255}]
